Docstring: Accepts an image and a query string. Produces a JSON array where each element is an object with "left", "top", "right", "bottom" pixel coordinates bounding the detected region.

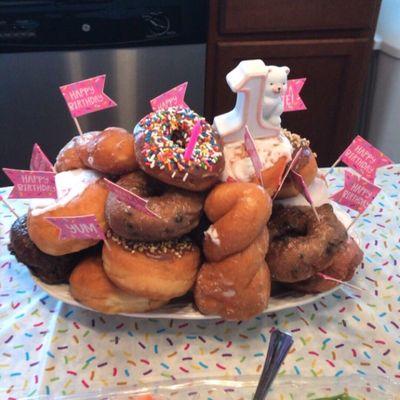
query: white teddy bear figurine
[{"left": 262, "top": 65, "right": 290, "bottom": 127}]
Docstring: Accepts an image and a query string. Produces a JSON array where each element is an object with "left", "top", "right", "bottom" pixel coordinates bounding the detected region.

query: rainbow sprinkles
[{"left": 136, "top": 107, "right": 223, "bottom": 180}]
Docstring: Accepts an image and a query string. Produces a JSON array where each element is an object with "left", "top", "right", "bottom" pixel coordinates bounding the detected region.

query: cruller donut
[
  {"left": 134, "top": 107, "right": 224, "bottom": 192},
  {"left": 105, "top": 171, "right": 203, "bottom": 242}
]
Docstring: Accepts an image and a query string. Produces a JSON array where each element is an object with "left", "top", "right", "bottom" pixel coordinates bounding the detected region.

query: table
[{"left": 0, "top": 166, "right": 399, "bottom": 399}]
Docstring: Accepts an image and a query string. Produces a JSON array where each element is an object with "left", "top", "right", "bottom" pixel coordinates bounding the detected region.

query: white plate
[{"left": 33, "top": 208, "right": 357, "bottom": 320}]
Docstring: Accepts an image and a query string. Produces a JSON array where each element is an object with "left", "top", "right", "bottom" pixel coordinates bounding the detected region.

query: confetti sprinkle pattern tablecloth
[{"left": 0, "top": 166, "right": 399, "bottom": 399}]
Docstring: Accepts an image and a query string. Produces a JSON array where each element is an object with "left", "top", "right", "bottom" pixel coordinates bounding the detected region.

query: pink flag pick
[
  {"left": 244, "top": 125, "right": 264, "bottom": 184},
  {"left": 150, "top": 82, "right": 188, "bottom": 111},
  {"left": 3, "top": 168, "right": 57, "bottom": 199},
  {"left": 184, "top": 121, "right": 202, "bottom": 161},
  {"left": 60, "top": 74, "right": 117, "bottom": 118},
  {"left": 283, "top": 78, "right": 307, "bottom": 112},
  {"left": 290, "top": 170, "right": 320, "bottom": 221},
  {"left": 46, "top": 215, "right": 105, "bottom": 241},
  {"left": 317, "top": 272, "right": 365, "bottom": 292},
  {"left": 30, "top": 143, "right": 55, "bottom": 172},
  {"left": 272, "top": 147, "right": 304, "bottom": 200},
  {"left": 339, "top": 135, "right": 392, "bottom": 182},
  {"left": 104, "top": 179, "right": 160, "bottom": 219},
  {"left": 330, "top": 170, "right": 381, "bottom": 214}
]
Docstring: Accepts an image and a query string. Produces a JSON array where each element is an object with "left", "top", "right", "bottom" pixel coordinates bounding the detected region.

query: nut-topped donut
[{"left": 134, "top": 107, "right": 224, "bottom": 191}]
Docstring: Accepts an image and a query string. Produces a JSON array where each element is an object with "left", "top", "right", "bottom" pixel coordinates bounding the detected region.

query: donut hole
[{"left": 170, "top": 129, "right": 187, "bottom": 149}]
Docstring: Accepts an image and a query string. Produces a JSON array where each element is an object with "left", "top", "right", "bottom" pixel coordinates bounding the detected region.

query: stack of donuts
[{"left": 8, "top": 106, "right": 363, "bottom": 320}]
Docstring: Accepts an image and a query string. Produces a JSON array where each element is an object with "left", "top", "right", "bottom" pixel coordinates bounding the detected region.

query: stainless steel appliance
[{"left": 0, "top": 0, "right": 207, "bottom": 183}]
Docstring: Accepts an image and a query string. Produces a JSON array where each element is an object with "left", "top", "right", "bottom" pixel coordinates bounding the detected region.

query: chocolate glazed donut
[
  {"left": 266, "top": 204, "right": 348, "bottom": 283},
  {"left": 105, "top": 171, "right": 204, "bottom": 241},
  {"left": 134, "top": 107, "right": 225, "bottom": 192}
]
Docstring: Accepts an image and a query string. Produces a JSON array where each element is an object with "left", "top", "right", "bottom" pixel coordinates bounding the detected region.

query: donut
[
  {"left": 55, "top": 128, "right": 138, "bottom": 175},
  {"left": 27, "top": 169, "right": 108, "bottom": 256},
  {"left": 105, "top": 171, "right": 203, "bottom": 241},
  {"left": 134, "top": 107, "right": 224, "bottom": 191},
  {"left": 203, "top": 182, "right": 272, "bottom": 262},
  {"left": 102, "top": 233, "right": 200, "bottom": 301},
  {"left": 55, "top": 131, "right": 101, "bottom": 172},
  {"left": 70, "top": 255, "right": 166, "bottom": 314},
  {"left": 276, "top": 130, "right": 318, "bottom": 199},
  {"left": 266, "top": 204, "right": 348, "bottom": 283},
  {"left": 195, "top": 228, "right": 271, "bottom": 321},
  {"left": 288, "top": 237, "right": 363, "bottom": 293},
  {"left": 221, "top": 131, "right": 292, "bottom": 196},
  {"left": 8, "top": 214, "right": 88, "bottom": 284}
]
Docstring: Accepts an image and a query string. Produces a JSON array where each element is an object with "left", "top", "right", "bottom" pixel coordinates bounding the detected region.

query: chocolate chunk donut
[
  {"left": 266, "top": 204, "right": 348, "bottom": 283},
  {"left": 9, "top": 215, "right": 87, "bottom": 284},
  {"left": 105, "top": 171, "right": 204, "bottom": 241}
]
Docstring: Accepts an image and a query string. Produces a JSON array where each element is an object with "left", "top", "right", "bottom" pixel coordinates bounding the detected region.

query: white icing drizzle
[
  {"left": 222, "top": 289, "right": 236, "bottom": 298},
  {"left": 276, "top": 177, "right": 330, "bottom": 207},
  {"left": 205, "top": 225, "right": 221, "bottom": 246},
  {"left": 29, "top": 169, "right": 103, "bottom": 216},
  {"left": 221, "top": 133, "right": 292, "bottom": 182}
]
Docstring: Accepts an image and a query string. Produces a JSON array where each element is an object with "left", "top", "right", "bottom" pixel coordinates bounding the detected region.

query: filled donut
[
  {"left": 105, "top": 171, "right": 203, "bottom": 241},
  {"left": 134, "top": 107, "right": 224, "bottom": 191},
  {"left": 102, "top": 233, "right": 201, "bottom": 301},
  {"left": 9, "top": 214, "right": 87, "bottom": 284},
  {"left": 266, "top": 204, "right": 348, "bottom": 282},
  {"left": 70, "top": 255, "right": 166, "bottom": 314},
  {"left": 27, "top": 169, "right": 108, "bottom": 256},
  {"left": 55, "top": 131, "right": 100, "bottom": 172},
  {"left": 289, "top": 237, "right": 363, "bottom": 293},
  {"left": 55, "top": 127, "right": 138, "bottom": 175}
]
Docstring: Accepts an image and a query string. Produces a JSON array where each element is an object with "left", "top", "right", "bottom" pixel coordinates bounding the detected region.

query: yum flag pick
[
  {"left": 150, "top": 82, "right": 188, "bottom": 111},
  {"left": 104, "top": 179, "right": 160, "bottom": 219},
  {"left": 30, "top": 143, "right": 55, "bottom": 172},
  {"left": 3, "top": 168, "right": 57, "bottom": 199},
  {"left": 46, "top": 215, "right": 106, "bottom": 241},
  {"left": 244, "top": 125, "right": 264, "bottom": 184},
  {"left": 330, "top": 170, "right": 381, "bottom": 214},
  {"left": 60, "top": 74, "right": 117, "bottom": 118},
  {"left": 337, "top": 135, "right": 392, "bottom": 182},
  {"left": 283, "top": 78, "right": 307, "bottom": 112}
]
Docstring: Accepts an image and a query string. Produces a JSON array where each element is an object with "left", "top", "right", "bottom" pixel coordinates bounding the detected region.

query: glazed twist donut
[
  {"left": 203, "top": 182, "right": 272, "bottom": 262},
  {"left": 194, "top": 182, "right": 272, "bottom": 320}
]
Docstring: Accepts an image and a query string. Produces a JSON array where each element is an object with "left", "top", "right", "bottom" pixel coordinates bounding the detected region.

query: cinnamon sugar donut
[
  {"left": 203, "top": 182, "right": 272, "bottom": 262},
  {"left": 134, "top": 107, "right": 224, "bottom": 192}
]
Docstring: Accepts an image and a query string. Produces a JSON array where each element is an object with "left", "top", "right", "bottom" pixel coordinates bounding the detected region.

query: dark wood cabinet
[{"left": 205, "top": 0, "right": 381, "bottom": 166}]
